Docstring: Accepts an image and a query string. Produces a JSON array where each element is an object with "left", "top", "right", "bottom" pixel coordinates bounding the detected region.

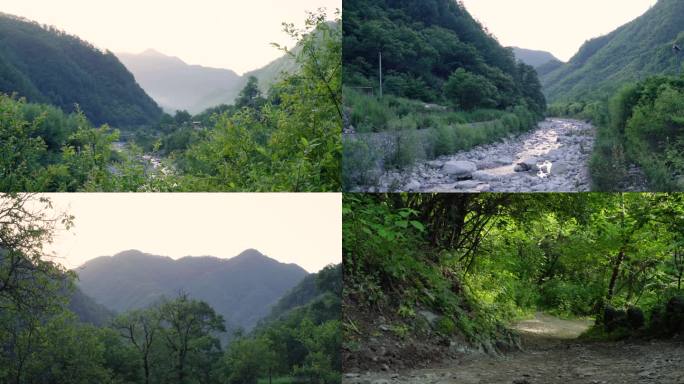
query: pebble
[{"left": 367, "top": 118, "right": 596, "bottom": 192}]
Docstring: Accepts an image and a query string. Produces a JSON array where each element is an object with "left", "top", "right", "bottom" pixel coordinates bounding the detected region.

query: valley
[
  {"left": 342, "top": 0, "right": 684, "bottom": 192},
  {"left": 0, "top": 10, "right": 342, "bottom": 192}
]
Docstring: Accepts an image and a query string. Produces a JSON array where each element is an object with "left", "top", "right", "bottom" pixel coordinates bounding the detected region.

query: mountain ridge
[
  {"left": 116, "top": 50, "right": 243, "bottom": 114},
  {"left": 541, "top": 0, "right": 684, "bottom": 102},
  {"left": 76, "top": 249, "right": 309, "bottom": 331},
  {"left": 0, "top": 12, "right": 162, "bottom": 127},
  {"left": 117, "top": 46, "right": 299, "bottom": 114},
  {"left": 510, "top": 46, "right": 561, "bottom": 68}
]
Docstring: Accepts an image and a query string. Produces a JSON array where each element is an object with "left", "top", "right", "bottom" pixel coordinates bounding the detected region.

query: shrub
[{"left": 444, "top": 69, "right": 499, "bottom": 110}]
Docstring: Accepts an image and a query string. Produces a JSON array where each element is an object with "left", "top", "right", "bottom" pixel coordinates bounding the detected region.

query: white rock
[
  {"left": 405, "top": 180, "right": 422, "bottom": 191},
  {"left": 472, "top": 171, "right": 499, "bottom": 182},
  {"left": 454, "top": 180, "right": 481, "bottom": 189},
  {"left": 494, "top": 156, "right": 514, "bottom": 165}
]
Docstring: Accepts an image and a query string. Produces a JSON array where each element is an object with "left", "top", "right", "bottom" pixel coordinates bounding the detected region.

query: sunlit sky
[
  {"left": 2, "top": 0, "right": 340, "bottom": 74},
  {"left": 460, "top": 0, "right": 658, "bottom": 61},
  {"left": 35, "top": 194, "right": 341, "bottom": 273}
]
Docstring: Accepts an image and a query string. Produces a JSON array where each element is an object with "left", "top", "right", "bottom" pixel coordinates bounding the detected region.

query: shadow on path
[{"left": 345, "top": 313, "right": 684, "bottom": 384}]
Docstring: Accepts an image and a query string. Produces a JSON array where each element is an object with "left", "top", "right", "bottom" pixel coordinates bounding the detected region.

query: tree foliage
[
  {"left": 344, "top": 193, "right": 684, "bottom": 352},
  {"left": 0, "top": 195, "right": 341, "bottom": 384},
  {"left": 343, "top": 0, "right": 546, "bottom": 113},
  {"left": 1, "top": 11, "right": 341, "bottom": 192},
  {"left": 0, "top": 13, "right": 162, "bottom": 127}
]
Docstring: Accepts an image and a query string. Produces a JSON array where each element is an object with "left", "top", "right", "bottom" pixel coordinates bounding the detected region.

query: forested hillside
[
  {"left": 235, "top": 264, "right": 342, "bottom": 383},
  {"left": 67, "top": 287, "right": 115, "bottom": 326},
  {"left": 0, "top": 13, "right": 162, "bottom": 127},
  {"left": 343, "top": 193, "right": 684, "bottom": 376},
  {"left": 342, "top": 0, "right": 546, "bottom": 190},
  {"left": 343, "top": 0, "right": 545, "bottom": 113},
  {"left": 0, "top": 194, "right": 341, "bottom": 384},
  {"left": 542, "top": 0, "right": 684, "bottom": 102},
  {"left": 540, "top": 0, "right": 684, "bottom": 191},
  {"left": 1, "top": 11, "right": 341, "bottom": 192},
  {"left": 77, "top": 249, "right": 308, "bottom": 330}
]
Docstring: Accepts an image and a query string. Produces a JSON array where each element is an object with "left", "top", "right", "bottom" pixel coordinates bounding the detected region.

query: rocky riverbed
[{"left": 366, "top": 118, "right": 595, "bottom": 192}]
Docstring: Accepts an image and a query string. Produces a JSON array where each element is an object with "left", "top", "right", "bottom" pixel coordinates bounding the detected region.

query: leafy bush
[
  {"left": 589, "top": 76, "right": 684, "bottom": 190},
  {"left": 444, "top": 69, "right": 499, "bottom": 110}
]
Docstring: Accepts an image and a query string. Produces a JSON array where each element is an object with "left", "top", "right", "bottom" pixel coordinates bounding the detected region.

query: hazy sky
[
  {"left": 36, "top": 193, "right": 341, "bottom": 273},
  {"left": 2, "top": 0, "right": 340, "bottom": 74},
  {"left": 460, "top": 0, "right": 657, "bottom": 61}
]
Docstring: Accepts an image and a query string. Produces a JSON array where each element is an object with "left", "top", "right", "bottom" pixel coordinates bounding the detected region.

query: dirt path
[
  {"left": 512, "top": 312, "right": 593, "bottom": 340},
  {"left": 344, "top": 313, "right": 684, "bottom": 384},
  {"left": 372, "top": 118, "right": 594, "bottom": 192}
]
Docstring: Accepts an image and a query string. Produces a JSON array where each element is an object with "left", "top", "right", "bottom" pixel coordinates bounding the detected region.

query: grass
[
  {"left": 257, "top": 377, "right": 295, "bottom": 384},
  {"left": 343, "top": 87, "right": 509, "bottom": 133},
  {"left": 343, "top": 87, "right": 541, "bottom": 189}
]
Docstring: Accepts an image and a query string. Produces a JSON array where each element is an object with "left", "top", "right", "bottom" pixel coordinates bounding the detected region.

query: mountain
[
  {"left": 243, "top": 47, "right": 299, "bottom": 95},
  {"left": 118, "top": 48, "right": 299, "bottom": 114},
  {"left": 343, "top": 0, "right": 546, "bottom": 114},
  {"left": 264, "top": 263, "right": 341, "bottom": 322},
  {"left": 0, "top": 13, "right": 162, "bottom": 127},
  {"left": 541, "top": 0, "right": 684, "bottom": 102},
  {"left": 535, "top": 59, "right": 564, "bottom": 77},
  {"left": 511, "top": 47, "right": 561, "bottom": 68},
  {"left": 76, "top": 249, "right": 309, "bottom": 330},
  {"left": 117, "top": 50, "right": 244, "bottom": 114},
  {"left": 67, "top": 286, "right": 115, "bottom": 326}
]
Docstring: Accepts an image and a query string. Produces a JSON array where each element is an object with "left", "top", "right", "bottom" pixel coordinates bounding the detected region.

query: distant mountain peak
[
  {"left": 112, "top": 249, "right": 171, "bottom": 260},
  {"left": 236, "top": 248, "right": 266, "bottom": 258},
  {"left": 510, "top": 47, "right": 561, "bottom": 68},
  {"left": 76, "top": 249, "right": 309, "bottom": 331},
  {"left": 140, "top": 48, "right": 165, "bottom": 56}
]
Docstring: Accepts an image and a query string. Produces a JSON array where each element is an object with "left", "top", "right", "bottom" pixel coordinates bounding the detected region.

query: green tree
[
  {"left": 443, "top": 68, "right": 499, "bottom": 110},
  {"left": 158, "top": 293, "right": 225, "bottom": 384},
  {"left": 235, "top": 76, "right": 265, "bottom": 110},
  {"left": 113, "top": 309, "right": 160, "bottom": 384}
]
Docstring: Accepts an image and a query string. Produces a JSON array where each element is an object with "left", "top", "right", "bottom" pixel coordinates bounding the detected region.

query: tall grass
[
  {"left": 343, "top": 87, "right": 508, "bottom": 133},
  {"left": 561, "top": 76, "right": 684, "bottom": 191},
  {"left": 343, "top": 87, "right": 541, "bottom": 190}
]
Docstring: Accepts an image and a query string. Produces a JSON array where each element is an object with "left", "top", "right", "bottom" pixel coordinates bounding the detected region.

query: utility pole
[
  {"left": 379, "top": 51, "right": 383, "bottom": 98},
  {"left": 673, "top": 44, "right": 682, "bottom": 76}
]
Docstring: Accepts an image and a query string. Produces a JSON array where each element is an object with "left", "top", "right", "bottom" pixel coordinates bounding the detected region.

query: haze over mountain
[
  {"left": 118, "top": 43, "right": 301, "bottom": 114},
  {"left": 511, "top": 47, "right": 561, "bottom": 68},
  {"left": 0, "top": 13, "right": 161, "bottom": 127},
  {"left": 76, "top": 249, "right": 309, "bottom": 331},
  {"left": 541, "top": 0, "right": 684, "bottom": 102},
  {"left": 117, "top": 49, "right": 244, "bottom": 114}
]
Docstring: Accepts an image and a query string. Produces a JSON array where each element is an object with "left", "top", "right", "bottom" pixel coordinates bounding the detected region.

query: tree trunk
[
  {"left": 607, "top": 249, "right": 626, "bottom": 301},
  {"left": 178, "top": 353, "right": 185, "bottom": 384},
  {"left": 143, "top": 355, "right": 150, "bottom": 384}
]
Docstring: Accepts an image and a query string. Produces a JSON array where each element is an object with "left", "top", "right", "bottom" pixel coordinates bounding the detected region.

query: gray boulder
[{"left": 443, "top": 160, "right": 477, "bottom": 180}]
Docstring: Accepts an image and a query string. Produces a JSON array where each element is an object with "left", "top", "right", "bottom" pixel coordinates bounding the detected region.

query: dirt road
[{"left": 344, "top": 313, "right": 684, "bottom": 384}]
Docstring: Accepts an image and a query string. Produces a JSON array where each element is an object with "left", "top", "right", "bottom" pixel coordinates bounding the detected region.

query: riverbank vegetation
[
  {"left": 0, "top": 12, "right": 341, "bottom": 192},
  {"left": 547, "top": 75, "right": 684, "bottom": 191},
  {"left": 342, "top": 0, "right": 546, "bottom": 190},
  {"left": 343, "top": 193, "right": 684, "bottom": 370}
]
